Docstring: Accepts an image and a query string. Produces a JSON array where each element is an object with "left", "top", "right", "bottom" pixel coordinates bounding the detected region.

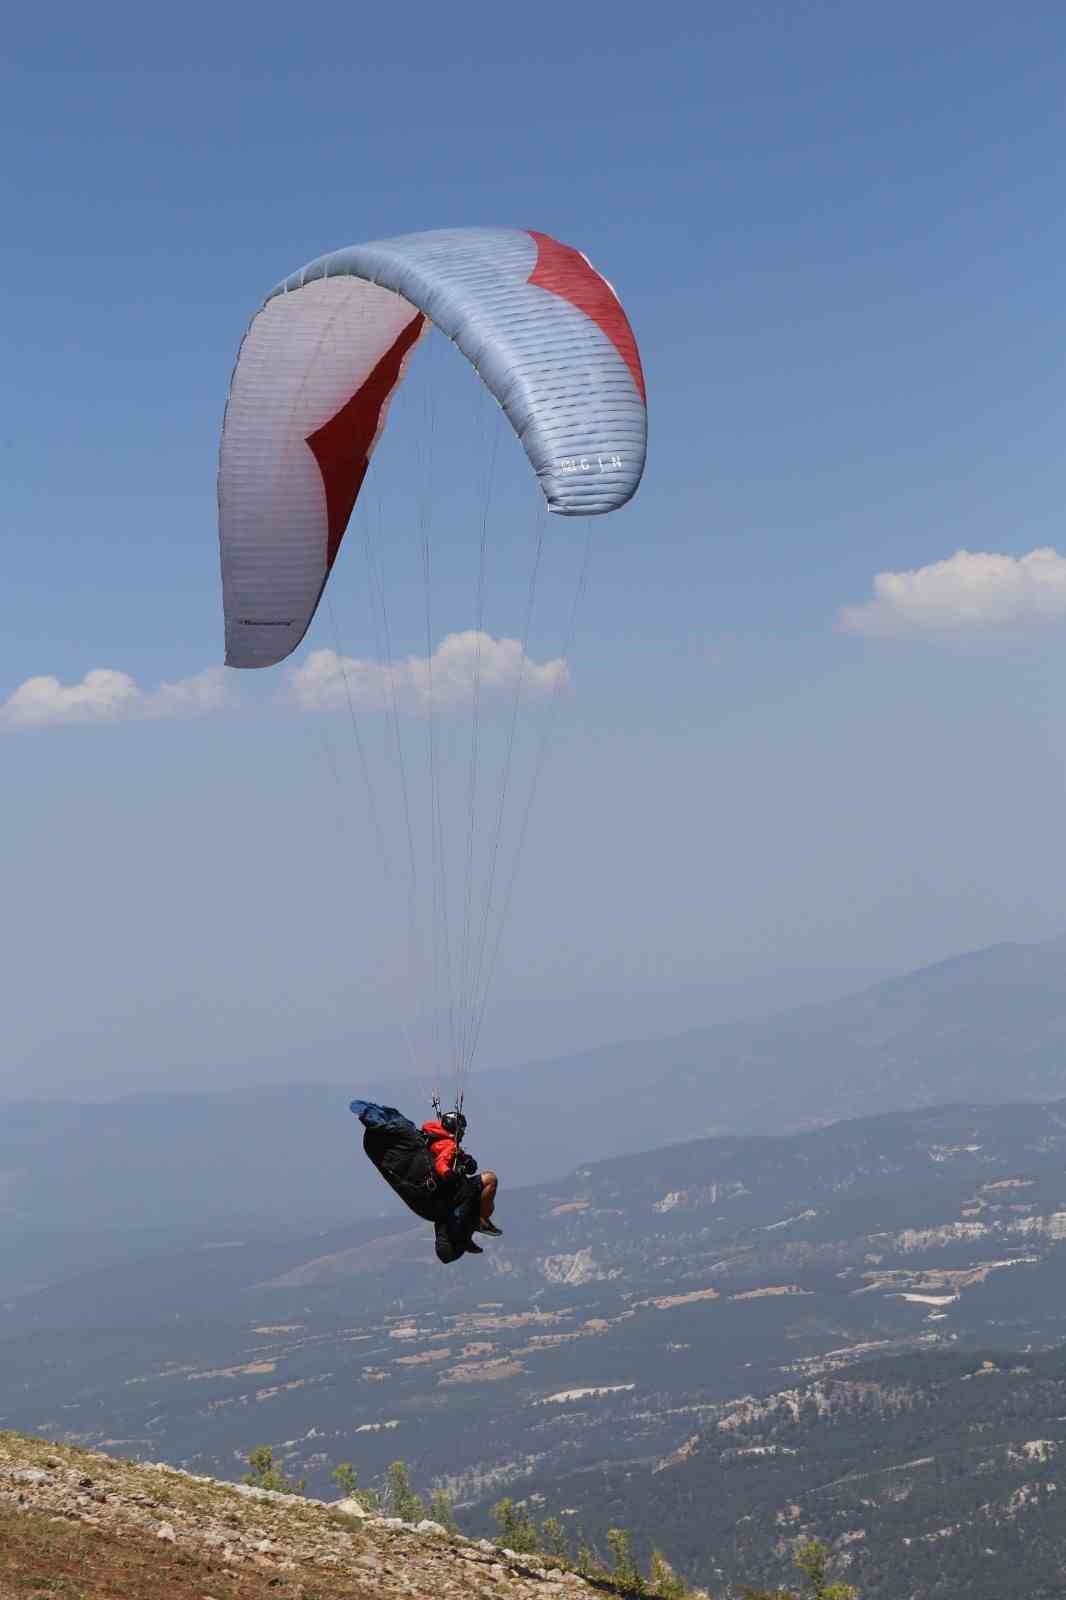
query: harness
[{"left": 355, "top": 1095, "right": 472, "bottom": 1230}]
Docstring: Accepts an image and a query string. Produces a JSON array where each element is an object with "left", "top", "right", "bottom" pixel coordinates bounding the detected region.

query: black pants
[{"left": 432, "top": 1174, "right": 483, "bottom": 1264}]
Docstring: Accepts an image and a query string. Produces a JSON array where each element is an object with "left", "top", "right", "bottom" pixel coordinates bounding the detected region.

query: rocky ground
[{"left": 0, "top": 1432, "right": 642, "bottom": 1600}]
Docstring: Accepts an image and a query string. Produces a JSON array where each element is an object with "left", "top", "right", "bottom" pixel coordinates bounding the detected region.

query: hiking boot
[{"left": 475, "top": 1220, "right": 503, "bottom": 1237}]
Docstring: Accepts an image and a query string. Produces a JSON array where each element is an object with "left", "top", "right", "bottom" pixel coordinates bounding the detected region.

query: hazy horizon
[{"left": 4, "top": 927, "right": 1065, "bottom": 1106}]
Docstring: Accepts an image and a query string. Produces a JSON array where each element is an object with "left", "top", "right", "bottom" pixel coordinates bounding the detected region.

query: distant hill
[
  {"left": 517, "top": 1345, "right": 1066, "bottom": 1600},
  {"left": 502, "top": 932, "right": 1066, "bottom": 1149},
  {"left": 6, "top": 934, "right": 1066, "bottom": 1292},
  {"left": 6, "top": 1094, "right": 1066, "bottom": 1526}
]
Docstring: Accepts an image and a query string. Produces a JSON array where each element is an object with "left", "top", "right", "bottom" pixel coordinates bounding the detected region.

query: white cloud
[
  {"left": 290, "top": 630, "right": 568, "bottom": 713},
  {"left": 839, "top": 547, "right": 1066, "bottom": 637},
  {"left": 0, "top": 666, "right": 232, "bottom": 730}
]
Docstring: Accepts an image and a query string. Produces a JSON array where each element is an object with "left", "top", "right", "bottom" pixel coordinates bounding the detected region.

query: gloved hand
[{"left": 458, "top": 1151, "right": 478, "bottom": 1176}]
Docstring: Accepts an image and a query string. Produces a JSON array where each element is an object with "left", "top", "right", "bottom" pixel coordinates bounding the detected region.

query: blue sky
[{"left": 4, "top": 2, "right": 1066, "bottom": 1098}]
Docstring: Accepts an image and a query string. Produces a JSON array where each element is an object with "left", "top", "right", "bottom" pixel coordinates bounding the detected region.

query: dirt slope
[{"left": 0, "top": 1431, "right": 632, "bottom": 1599}]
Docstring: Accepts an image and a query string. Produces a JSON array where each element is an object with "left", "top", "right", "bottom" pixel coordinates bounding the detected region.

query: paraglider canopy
[{"left": 218, "top": 227, "right": 647, "bottom": 669}]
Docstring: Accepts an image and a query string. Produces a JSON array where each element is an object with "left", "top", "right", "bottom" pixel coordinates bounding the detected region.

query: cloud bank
[
  {"left": 290, "top": 631, "right": 568, "bottom": 713},
  {"left": 1, "top": 633, "right": 568, "bottom": 732},
  {"left": 0, "top": 666, "right": 232, "bottom": 730},
  {"left": 839, "top": 547, "right": 1066, "bottom": 636}
]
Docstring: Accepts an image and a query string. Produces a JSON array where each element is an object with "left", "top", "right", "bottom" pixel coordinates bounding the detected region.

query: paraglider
[
  {"left": 218, "top": 226, "right": 646, "bottom": 1258},
  {"left": 351, "top": 1100, "right": 499, "bottom": 1264}
]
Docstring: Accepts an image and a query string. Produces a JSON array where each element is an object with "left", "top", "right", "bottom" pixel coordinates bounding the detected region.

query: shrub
[
  {"left": 541, "top": 1515, "right": 570, "bottom": 1560},
  {"left": 243, "top": 1445, "right": 305, "bottom": 1496},
  {"left": 606, "top": 1527, "right": 646, "bottom": 1595},
  {"left": 649, "top": 1549, "right": 692, "bottom": 1599},
  {"left": 740, "top": 1538, "right": 858, "bottom": 1600},
  {"left": 331, "top": 1461, "right": 378, "bottom": 1511},
  {"left": 492, "top": 1496, "right": 541, "bottom": 1554},
  {"left": 576, "top": 1541, "right": 603, "bottom": 1579},
  {"left": 428, "top": 1487, "right": 458, "bottom": 1532},
  {"left": 385, "top": 1460, "right": 425, "bottom": 1522},
  {"left": 794, "top": 1540, "right": 857, "bottom": 1600}
]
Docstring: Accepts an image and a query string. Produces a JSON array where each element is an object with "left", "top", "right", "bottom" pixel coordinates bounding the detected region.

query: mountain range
[
  {"left": 5, "top": 1092, "right": 1066, "bottom": 1598},
  {"left": 6, "top": 933, "right": 1066, "bottom": 1299}
]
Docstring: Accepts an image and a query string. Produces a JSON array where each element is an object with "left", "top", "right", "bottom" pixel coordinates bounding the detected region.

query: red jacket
[{"left": 422, "top": 1121, "right": 461, "bottom": 1180}]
